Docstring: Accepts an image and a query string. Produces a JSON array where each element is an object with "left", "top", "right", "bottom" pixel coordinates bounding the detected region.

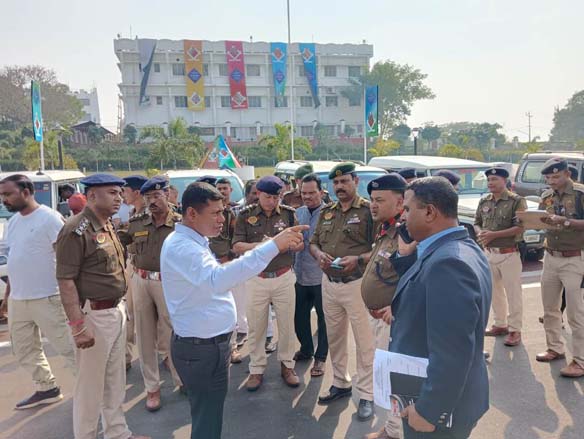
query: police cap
[
  {"left": 256, "top": 175, "right": 284, "bottom": 195},
  {"left": 140, "top": 176, "right": 169, "bottom": 195},
  {"left": 367, "top": 173, "right": 407, "bottom": 196},
  {"left": 328, "top": 162, "right": 356, "bottom": 180}
]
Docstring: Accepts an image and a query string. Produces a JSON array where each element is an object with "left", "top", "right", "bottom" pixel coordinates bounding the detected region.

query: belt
[
  {"left": 327, "top": 274, "right": 362, "bottom": 284},
  {"left": 258, "top": 266, "right": 291, "bottom": 279},
  {"left": 173, "top": 332, "right": 231, "bottom": 345},
  {"left": 88, "top": 298, "right": 121, "bottom": 310},
  {"left": 137, "top": 268, "right": 161, "bottom": 281},
  {"left": 485, "top": 247, "right": 517, "bottom": 254},
  {"left": 546, "top": 249, "right": 582, "bottom": 258}
]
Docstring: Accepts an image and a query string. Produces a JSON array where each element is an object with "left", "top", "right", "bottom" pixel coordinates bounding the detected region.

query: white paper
[{"left": 373, "top": 349, "right": 429, "bottom": 409}]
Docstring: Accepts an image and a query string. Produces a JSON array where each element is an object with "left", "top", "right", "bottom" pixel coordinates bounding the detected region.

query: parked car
[
  {"left": 368, "top": 155, "right": 545, "bottom": 260},
  {"left": 165, "top": 169, "right": 245, "bottom": 203},
  {"left": 513, "top": 151, "right": 584, "bottom": 197}
]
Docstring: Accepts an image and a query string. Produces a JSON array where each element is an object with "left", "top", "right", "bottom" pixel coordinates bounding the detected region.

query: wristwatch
[
  {"left": 564, "top": 219, "right": 571, "bottom": 228},
  {"left": 357, "top": 255, "right": 364, "bottom": 266}
]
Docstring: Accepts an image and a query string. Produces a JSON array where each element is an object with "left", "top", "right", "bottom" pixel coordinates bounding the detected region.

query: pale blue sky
[{"left": 2, "top": 0, "right": 583, "bottom": 141}]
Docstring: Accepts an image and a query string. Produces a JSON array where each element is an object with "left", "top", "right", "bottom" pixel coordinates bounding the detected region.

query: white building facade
[
  {"left": 72, "top": 88, "right": 101, "bottom": 124},
  {"left": 114, "top": 38, "right": 373, "bottom": 142}
]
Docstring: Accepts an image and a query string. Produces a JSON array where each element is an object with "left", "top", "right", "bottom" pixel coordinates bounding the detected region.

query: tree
[
  {"left": 550, "top": 90, "right": 584, "bottom": 143},
  {"left": 391, "top": 124, "right": 412, "bottom": 146},
  {"left": 258, "top": 123, "right": 312, "bottom": 161},
  {"left": 438, "top": 144, "right": 464, "bottom": 158},
  {"left": 441, "top": 122, "right": 505, "bottom": 150},
  {"left": 123, "top": 124, "right": 138, "bottom": 144},
  {"left": 87, "top": 125, "right": 104, "bottom": 144},
  {"left": 21, "top": 130, "right": 78, "bottom": 170},
  {"left": 341, "top": 60, "right": 435, "bottom": 138},
  {"left": 464, "top": 148, "right": 485, "bottom": 161},
  {"left": 368, "top": 139, "right": 400, "bottom": 157},
  {"left": 421, "top": 124, "right": 441, "bottom": 148}
]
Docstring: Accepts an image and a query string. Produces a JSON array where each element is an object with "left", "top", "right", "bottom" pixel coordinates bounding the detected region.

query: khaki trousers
[
  {"left": 132, "top": 275, "right": 181, "bottom": 392},
  {"left": 232, "top": 282, "right": 248, "bottom": 334},
  {"left": 74, "top": 303, "right": 131, "bottom": 439},
  {"left": 8, "top": 295, "right": 76, "bottom": 391},
  {"left": 246, "top": 269, "right": 296, "bottom": 374},
  {"left": 124, "top": 262, "right": 135, "bottom": 364},
  {"left": 322, "top": 275, "right": 375, "bottom": 401},
  {"left": 541, "top": 251, "right": 584, "bottom": 367},
  {"left": 485, "top": 250, "right": 524, "bottom": 332}
]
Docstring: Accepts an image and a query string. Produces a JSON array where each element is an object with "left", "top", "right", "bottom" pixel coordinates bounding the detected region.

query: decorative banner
[
  {"left": 183, "top": 40, "right": 205, "bottom": 111},
  {"left": 225, "top": 41, "right": 248, "bottom": 109},
  {"left": 365, "top": 85, "right": 379, "bottom": 137},
  {"left": 138, "top": 39, "right": 157, "bottom": 105},
  {"left": 270, "top": 42, "right": 287, "bottom": 106},
  {"left": 31, "top": 81, "right": 43, "bottom": 142},
  {"left": 200, "top": 135, "right": 242, "bottom": 169},
  {"left": 298, "top": 43, "right": 320, "bottom": 108}
]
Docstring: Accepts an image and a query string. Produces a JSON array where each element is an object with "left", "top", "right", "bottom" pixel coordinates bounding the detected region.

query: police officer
[
  {"left": 434, "top": 169, "right": 461, "bottom": 191},
  {"left": 310, "top": 162, "right": 376, "bottom": 421},
  {"left": 55, "top": 173, "right": 149, "bottom": 439},
  {"left": 282, "top": 164, "right": 314, "bottom": 208},
  {"left": 118, "top": 176, "right": 182, "bottom": 411},
  {"left": 536, "top": 158, "right": 584, "bottom": 378},
  {"left": 398, "top": 167, "right": 417, "bottom": 183},
  {"left": 232, "top": 176, "right": 303, "bottom": 391},
  {"left": 474, "top": 167, "right": 527, "bottom": 347}
]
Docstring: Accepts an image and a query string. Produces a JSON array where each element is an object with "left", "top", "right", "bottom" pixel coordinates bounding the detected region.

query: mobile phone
[
  {"left": 397, "top": 223, "right": 414, "bottom": 244},
  {"left": 330, "top": 257, "right": 344, "bottom": 270}
]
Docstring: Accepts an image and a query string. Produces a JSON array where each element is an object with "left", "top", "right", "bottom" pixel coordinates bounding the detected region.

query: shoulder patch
[
  {"left": 573, "top": 183, "right": 584, "bottom": 194},
  {"left": 74, "top": 218, "right": 90, "bottom": 236},
  {"left": 280, "top": 204, "right": 296, "bottom": 212}
]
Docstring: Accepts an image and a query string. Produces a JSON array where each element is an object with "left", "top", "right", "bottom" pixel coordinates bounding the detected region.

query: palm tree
[{"left": 258, "top": 123, "right": 312, "bottom": 161}]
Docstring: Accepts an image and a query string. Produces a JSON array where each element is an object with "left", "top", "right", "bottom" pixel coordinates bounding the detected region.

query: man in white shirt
[
  {"left": 161, "top": 182, "right": 306, "bottom": 439},
  {"left": 0, "top": 174, "right": 75, "bottom": 410}
]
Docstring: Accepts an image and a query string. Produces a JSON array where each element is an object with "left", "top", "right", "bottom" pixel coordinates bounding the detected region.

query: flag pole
[
  {"left": 287, "top": 0, "right": 295, "bottom": 160},
  {"left": 40, "top": 137, "right": 45, "bottom": 171},
  {"left": 363, "top": 85, "right": 367, "bottom": 164}
]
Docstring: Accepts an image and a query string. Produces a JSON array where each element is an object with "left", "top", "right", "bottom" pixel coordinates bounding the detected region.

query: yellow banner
[{"left": 183, "top": 40, "right": 205, "bottom": 111}]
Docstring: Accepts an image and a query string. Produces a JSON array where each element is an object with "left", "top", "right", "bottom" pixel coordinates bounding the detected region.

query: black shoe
[
  {"left": 293, "top": 350, "right": 313, "bottom": 361},
  {"left": 357, "top": 399, "right": 374, "bottom": 421},
  {"left": 265, "top": 337, "right": 277, "bottom": 353},
  {"left": 318, "top": 385, "right": 352, "bottom": 404},
  {"left": 483, "top": 351, "right": 491, "bottom": 360},
  {"left": 15, "top": 387, "right": 63, "bottom": 410},
  {"left": 236, "top": 332, "right": 248, "bottom": 347}
]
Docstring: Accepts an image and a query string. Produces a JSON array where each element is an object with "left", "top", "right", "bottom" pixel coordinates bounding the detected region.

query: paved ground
[{"left": 1, "top": 264, "right": 583, "bottom": 439}]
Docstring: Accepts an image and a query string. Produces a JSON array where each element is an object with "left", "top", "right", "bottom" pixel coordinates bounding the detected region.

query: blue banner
[
  {"left": 31, "top": 81, "right": 43, "bottom": 142},
  {"left": 270, "top": 42, "right": 287, "bottom": 106},
  {"left": 138, "top": 39, "right": 157, "bottom": 105},
  {"left": 299, "top": 43, "right": 320, "bottom": 108},
  {"left": 365, "top": 85, "right": 379, "bottom": 137}
]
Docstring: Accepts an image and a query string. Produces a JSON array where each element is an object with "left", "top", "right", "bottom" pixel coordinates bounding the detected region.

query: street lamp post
[{"left": 412, "top": 127, "right": 421, "bottom": 155}]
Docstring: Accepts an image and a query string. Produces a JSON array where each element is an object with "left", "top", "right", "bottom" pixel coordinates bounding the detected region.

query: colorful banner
[
  {"left": 138, "top": 39, "right": 157, "bottom": 105},
  {"left": 225, "top": 41, "right": 248, "bottom": 109},
  {"left": 299, "top": 43, "right": 320, "bottom": 108},
  {"left": 270, "top": 42, "right": 287, "bottom": 106},
  {"left": 31, "top": 81, "right": 43, "bottom": 142},
  {"left": 365, "top": 85, "right": 379, "bottom": 137},
  {"left": 199, "top": 135, "right": 241, "bottom": 169},
  {"left": 183, "top": 40, "right": 205, "bottom": 111}
]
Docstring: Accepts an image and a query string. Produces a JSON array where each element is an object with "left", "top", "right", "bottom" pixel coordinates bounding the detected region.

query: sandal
[{"left": 310, "top": 360, "right": 325, "bottom": 377}]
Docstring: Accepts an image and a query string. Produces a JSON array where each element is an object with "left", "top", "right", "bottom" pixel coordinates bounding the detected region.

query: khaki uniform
[
  {"left": 310, "top": 197, "right": 376, "bottom": 400},
  {"left": 233, "top": 203, "right": 298, "bottom": 374},
  {"left": 55, "top": 206, "right": 131, "bottom": 439},
  {"left": 118, "top": 208, "right": 181, "bottom": 392},
  {"left": 539, "top": 181, "right": 584, "bottom": 366},
  {"left": 475, "top": 190, "right": 527, "bottom": 332},
  {"left": 282, "top": 189, "right": 303, "bottom": 209}
]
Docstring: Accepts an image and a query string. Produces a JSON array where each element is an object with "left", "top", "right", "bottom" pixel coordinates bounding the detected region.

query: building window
[
  {"left": 218, "top": 64, "right": 228, "bottom": 76},
  {"left": 222, "top": 127, "right": 238, "bottom": 138},
  {"left": 221, "top": 96, "right": 231, "bottom": 107},
  {"left": 203, "top": 64, "right": 209, "bottom": 76},
  {"left": 156, "top": 96, "right": 163, "bottom": 105},
  {"left": 348, "top": 66, "right": 361, "bottom": 78},
  {"left": 348, "top": 95, "right": 361, "bottom": 106},
  {"left": 274, "top": 96, "right": 288, "bottom": 108},
  {"left": 247, "top": 64, "right": 261, "bottom": 77},
  {"left": 298, "top": 65, "right": 306, "bottom": 77},
  {"left": 324, "top": 66, "right": 337, "bottom": 77},
  {"left": 200, "top": 127, "right": 215, "bottom": 136},
  {"left": 248, "top": 96, "right": 262, "bottom": 108},
  {"left": 79, "top": 98, "right": 90, "bottom": 106},
  {"left": 174, "top": 96, "right": 188, "bottom": 108},
  {"left": 300, "top": 126, "right": 314, "bottom": 137},
  {"left": 154, "top": 63, "right": 161, "bottom": 73},
  {"left": 300, "top": 96, "right": 313, "bottom": 107},
  {"left": 204, "top": 96, "right": 211, "bottom": 108},
  {"left": 172, "top": 63, "right": 185, "bottom": 76},
  {"left": 324, "top": 125, "right": 336, "bottom": 135},
  {"left": 325, "top": 96, "right": 338, "bottom": 107}
]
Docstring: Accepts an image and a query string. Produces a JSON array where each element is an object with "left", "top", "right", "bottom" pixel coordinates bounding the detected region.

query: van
[{"left": 165, "top": 169, "right": 245, "bottom": 203}]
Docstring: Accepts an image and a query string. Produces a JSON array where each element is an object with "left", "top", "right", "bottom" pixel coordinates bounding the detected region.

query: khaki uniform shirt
[
  {"left": 282, "top": 190, "right": 303, "bottom": 209},
  {"left": 539, "top": 181, "right": 584, "bottom": 251},
  {"left": 233, "top": 203, "right": 298, "bottom": 273},
  {"left": 310, "top": 197, "right": 374, "bottom": 278},
  {"left": 118, "top": 208, "right": 181, "bottom": 271},
  {"left": 361, "top": 222, "right": 400, "bottom": 308},
  {"left": 474, "top": 190, "right": 527, "bottom": 248},
  {"left": 209, "top": 206, "right": 236, "bottom": 260},
  {"left": 56, "top": 206, "right": 127, "bottom": 302}
]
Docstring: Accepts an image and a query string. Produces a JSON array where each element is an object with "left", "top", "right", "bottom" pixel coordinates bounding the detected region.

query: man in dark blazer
[{"left": 390, "top": 177, "right": 492, "bottom": 439}]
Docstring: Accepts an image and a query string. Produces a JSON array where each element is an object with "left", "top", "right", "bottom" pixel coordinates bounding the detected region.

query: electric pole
[{"left": 526, "top": 111, "right": 532, "bottom": 143}]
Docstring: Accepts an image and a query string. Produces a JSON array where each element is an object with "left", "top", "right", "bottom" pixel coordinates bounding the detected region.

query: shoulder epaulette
[
  {"left": 280, "top": 204, "right": 296, "bottom": 212},
  {"left": 573, "top": 183, "right": 584, "bottom": 194},
  {"left": 321, "top": 202, "right": 335, "bottom": 210},
  {"left": 359, "top": 198, "right": 371, "bottom": 208},
  {"left": 239, "top": 203, "right": 257, "bottom": 215},
  {"left": 172, "top": 212, "right": 182, "bottom": 222},
  {"left": 129, "top": 211, "right": 148, "bottom": 223},
  {"left": 479, "top": 193, "right": 491, "bottom": 201},
  {"left": 74, "top": 218, "right": 90, "bottom": 236},
  {"left": 541, "top": 188, "right": 554, "bottom": 198}
]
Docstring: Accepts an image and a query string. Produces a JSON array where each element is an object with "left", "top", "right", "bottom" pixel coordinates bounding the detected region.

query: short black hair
[
  {"left": 244, "top": 179, "right": 257, "bottom": 196},
  {"left": 59, "top": 183, "right": 75, "bottom": 194},
  {"left": 406, "top": 177, "right": 458, "bottom": 219},
  {"left": 301, "top": 173, "right": 322, "bottom": 191},
  {"left": 569, "top": 166, "right": 579, "bottom": 181},
  {"left": 216, "top": 178, "right": 231, "bottom": 186},
  {"left": 0, "top": 174, "right": 34, "bottom": 194},
  {"left": 182, "top": 182, "right": 224, "bottom": 213}
]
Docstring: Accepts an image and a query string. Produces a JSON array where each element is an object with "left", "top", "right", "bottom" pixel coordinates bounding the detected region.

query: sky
[{"left": 2, "top": 0, "right": 583, "bottom": 141}]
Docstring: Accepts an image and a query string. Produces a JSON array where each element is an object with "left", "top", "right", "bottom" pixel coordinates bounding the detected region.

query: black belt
[
  {"left": 327, "top": 274, "right": 362, "bottom": 284},
  {"left": 173, "top": 332, "right": 231, "bottom": 345}
]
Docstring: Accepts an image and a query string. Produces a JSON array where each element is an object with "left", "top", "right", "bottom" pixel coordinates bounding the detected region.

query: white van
[{"left": 165, "top": 169, "right": 245, "bottom": 203}]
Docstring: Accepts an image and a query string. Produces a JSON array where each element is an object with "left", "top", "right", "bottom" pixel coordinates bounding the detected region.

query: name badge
[
  {"left": 378, "top": 250, "right": 392, "bottom": 259},
  {"left": 134, "top": 231, "right": 149, "bottom": 237},
  {"left": 347, "top": 216, "right": 361, "bottom": 224}
]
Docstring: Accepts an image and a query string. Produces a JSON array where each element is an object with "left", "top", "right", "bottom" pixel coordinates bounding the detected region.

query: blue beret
[
  {"left": 541, "top": 158, "right": 568, "bottom": 175},
  {"left": 435, "top": 169, "right": 462, "bottom": 185},
  {"left": 398, "top": 167, "right": 417, "bottom": 180},
  {"left": 367, "top": 173, "right": 407, "bottom": 195},
  {"left": 197, "top": 175, "right": 218, "bottom": 186},
  {"left": 123, "top": 175, "right": 148, "bottom": 190},
  {"left": 328, "top": 162, "right": 356, "bottom": 180},
  {"left": 483, "top": 167, "right": 509, "bottom": 179},
  {"left": 81, "top": 173, "right": 125, "bottom": 188},
  {"left": 140, "top": 176, "right": 169, "bottom": 195},
  {"left": 256, "top": 175, "right": 284, "bottom": 195}
]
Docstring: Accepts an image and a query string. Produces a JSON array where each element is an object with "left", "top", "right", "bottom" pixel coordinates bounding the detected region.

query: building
[
  {"left": 114, "top": 38, "right": 373, "bottom": 143},
  {"left": 72, "top": 88, "right": 101, "bottom": 124},
  {"left": 70, "top": 121, "right": 116, "bottom": 145}
]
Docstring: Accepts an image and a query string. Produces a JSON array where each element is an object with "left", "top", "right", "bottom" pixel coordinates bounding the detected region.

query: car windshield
[
  {"left": 430, "top": 167, "right": 489, "bottom": 195},
  {"left": 0, "top": 203, "right": 13, "bottom": 220},
  {"left": 33, "top": 182, "right": 52, "bottom": 207},
  {"left": 317, "top": 171, "right": 388, "bottom": 201},
  {"left": 170, "top": 176, "right": 244, "bottom": 203}
]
